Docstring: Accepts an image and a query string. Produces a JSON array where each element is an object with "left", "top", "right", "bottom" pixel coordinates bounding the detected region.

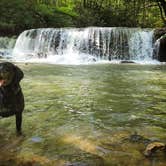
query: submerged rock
[
  {"left": 64, "top": 162, "right": 89, "bottom": 166},
  {"left": 144, "top": 142, "right": 166, "bottom": 157},
  {"left": 128, "top": 132, "right": 150, "bottom": 144},
  {"left": 120, "top": 60, "right": 135, "bottom": 64},
  {"left": 126, "top": 133, "right": 166, "bottom": 158},
  {"left": 30, "top": 136, "right": 43, "bottom": 143}
]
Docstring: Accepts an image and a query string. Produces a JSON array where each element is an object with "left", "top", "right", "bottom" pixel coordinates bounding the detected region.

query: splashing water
[
  {"left": 12, "top": 27, "right": 159, "bottom": 64},
  {"left": 0, "top": 37, "right": 16, "bottom": 58}
]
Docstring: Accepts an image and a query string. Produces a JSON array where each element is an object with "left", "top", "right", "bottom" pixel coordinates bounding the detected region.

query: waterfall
[
  {"left": 12, "top": 27, "right": 157, "bottom": 64},
  {"left": 0, "top": 37, "right": 16, "bottom": 58}
]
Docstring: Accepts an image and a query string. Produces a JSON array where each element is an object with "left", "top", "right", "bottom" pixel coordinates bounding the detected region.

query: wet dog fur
[{"left": 0, "top": 62, "right": 24, "bottom": 135}]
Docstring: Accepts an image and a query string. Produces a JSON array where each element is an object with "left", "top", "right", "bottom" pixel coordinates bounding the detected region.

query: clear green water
[{"left": 0, "top": 63, "right": 166, "bottom": 166}]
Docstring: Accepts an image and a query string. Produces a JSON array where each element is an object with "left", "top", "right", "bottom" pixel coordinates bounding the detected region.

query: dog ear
[{"left": 13, "top": 65, "right": 24, "bottom": 84}]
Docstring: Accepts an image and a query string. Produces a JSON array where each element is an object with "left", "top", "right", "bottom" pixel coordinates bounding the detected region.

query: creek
[{"left": 0, "top": 63, "right": 165, "bottom": 166}]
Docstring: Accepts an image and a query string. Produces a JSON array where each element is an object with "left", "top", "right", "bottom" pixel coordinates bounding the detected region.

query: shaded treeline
[{"left": 0, "top": 0, "right": 165, "bottom": 36}]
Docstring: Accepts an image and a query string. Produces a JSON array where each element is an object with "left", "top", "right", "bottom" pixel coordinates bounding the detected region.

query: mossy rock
[
  {"left": 154, "top": 28, "right": 166, "bottom": 40},
  {"left": 158, "top": 35, "right": 166, "bottom": 62}
]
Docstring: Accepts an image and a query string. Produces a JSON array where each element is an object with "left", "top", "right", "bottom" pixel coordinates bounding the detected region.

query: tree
[
  {"left": 0, "top": 0, "right": 165, "bottom": 36},
  {"left": 157, "top": 0, "right": 166, "bottom": 23}
]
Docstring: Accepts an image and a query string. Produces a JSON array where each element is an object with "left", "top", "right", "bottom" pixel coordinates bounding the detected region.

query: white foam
[{"left": 11, "top": 27, "right": 161, "bottom": 65}]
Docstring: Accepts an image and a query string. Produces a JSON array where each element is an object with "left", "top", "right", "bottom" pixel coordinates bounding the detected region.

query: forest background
[{"left": 0, "top": 0, "right": 166, "bottom": 36}]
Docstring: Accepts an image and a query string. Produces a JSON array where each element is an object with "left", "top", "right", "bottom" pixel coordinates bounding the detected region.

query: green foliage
[
  {"left": 0, "top": 0, "right": 165, "bottom": 36},
  {"left": 34, "top": 4, "right": 75, "bottom": 27},
  {"left": 0, "top": 0, "right": 76, "bottom": 35},
  {"left": 74, "top": 7, "right": 104, "bottom": 27},
  {"left": 56, "top": 7, "right": 78, "bottom": 17}
]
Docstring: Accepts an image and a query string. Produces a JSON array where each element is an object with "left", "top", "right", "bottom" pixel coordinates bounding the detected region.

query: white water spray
[
  {"left": 0, "top": 37, "right": 16, "bottom": 58},
  {"left": 12, "top": 27, "right": 157, "bottom": 64}
]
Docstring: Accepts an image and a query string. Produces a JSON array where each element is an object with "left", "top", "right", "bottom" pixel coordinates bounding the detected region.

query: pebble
[{"left": 30, "top": 136, "right": 43, "bottom": 143}]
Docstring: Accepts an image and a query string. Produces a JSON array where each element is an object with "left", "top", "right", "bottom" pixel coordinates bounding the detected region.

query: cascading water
[
  {"left": 0, "top": 37, "right": 16, "bottom": 58},
  {"left": 12, "top": 27, "right": 157, "bottom": 64}
]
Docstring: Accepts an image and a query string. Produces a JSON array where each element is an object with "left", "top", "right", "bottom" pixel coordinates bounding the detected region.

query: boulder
[
  {"left": 120, "top": 60, "right": 135, "bottom": 64},
  {"left": 154, "top": 28, "right": 166, "bottom": 40},
  {"left": 158, "top": 35, "right": 166, "bottom": 62},
  {"left": 154, "top": 28, "right": 166, "bottom": 62},
  {"left": 144, "top": 142, "right": 166, "bottom": 157}
]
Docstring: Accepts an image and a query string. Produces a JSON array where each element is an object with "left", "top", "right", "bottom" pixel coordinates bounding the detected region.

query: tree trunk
[{"left": 157, "top": 0, "right": 166, "bottom": 23}]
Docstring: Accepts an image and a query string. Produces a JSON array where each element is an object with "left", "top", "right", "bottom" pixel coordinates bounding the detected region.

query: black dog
[{"left": 0, "top": 62, "right": 24, "bottom": 135}]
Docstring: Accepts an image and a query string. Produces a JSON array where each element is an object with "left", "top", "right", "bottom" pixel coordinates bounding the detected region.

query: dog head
[{"left": 0, "top": 62, "right": 23, "bottom": 87}]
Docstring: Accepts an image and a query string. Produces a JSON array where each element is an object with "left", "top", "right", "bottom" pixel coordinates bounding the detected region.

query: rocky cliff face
[
  {"left": 154, "top": 28, "right": 166, "bottom": 62},
  {"left": 154, "top": 28, "right": 166, "bottom": 40}
]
